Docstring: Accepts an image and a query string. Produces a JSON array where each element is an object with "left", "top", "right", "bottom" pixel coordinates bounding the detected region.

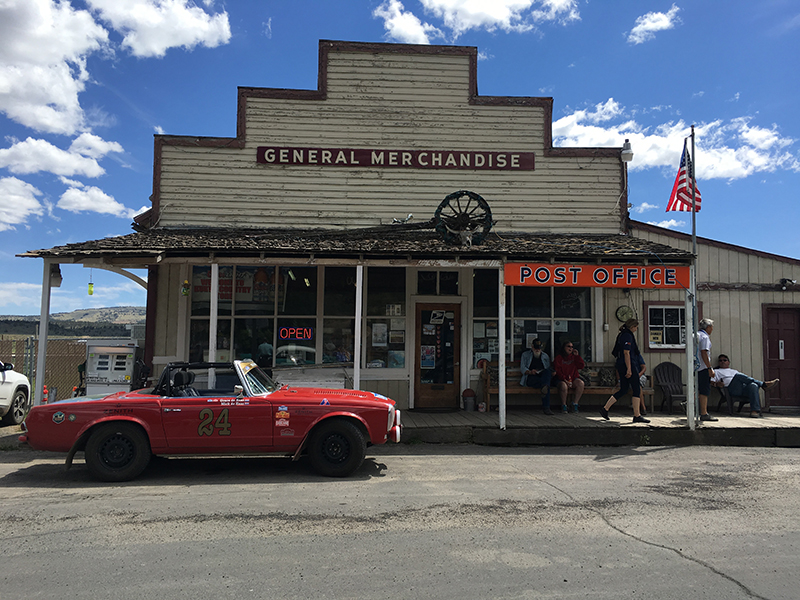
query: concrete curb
[{"left": 403, "top": 425, "right": 800, "bottom": 448}]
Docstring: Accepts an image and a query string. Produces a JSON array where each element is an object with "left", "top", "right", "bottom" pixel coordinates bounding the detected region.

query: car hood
[{"left": 269, "top": 386, "right": 394, "bottom": 407}]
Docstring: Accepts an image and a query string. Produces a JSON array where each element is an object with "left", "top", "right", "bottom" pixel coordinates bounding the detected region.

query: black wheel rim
[
  {"left": 11, "top": 394, "right": 26, "bottom": 422},
  {"left": 98, "top": 433, "right": 136, "bottom": 469},
  {"left": 320, "top": 432, "right": 350, "bottom": 464}
]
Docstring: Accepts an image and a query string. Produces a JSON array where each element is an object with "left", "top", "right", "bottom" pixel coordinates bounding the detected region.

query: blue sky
[{"left": 1, "top": 0, "right": 799, "bottom": 316}]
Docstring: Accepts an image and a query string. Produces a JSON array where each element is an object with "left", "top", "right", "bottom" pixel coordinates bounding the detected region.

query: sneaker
[
  {"left": 699, "top": 413, "right": 719, "bottom": 422},
  {"left": 762, "top": 379, "right": 779, "bottom": 390},
  {"left": 599, "top": 407, "right": 609, "bottom": 420},
  {"left": 750, "top": 411, "right": 762, "bottom": 418},
  {"left": 543, "top": 408, "right": 554, "bottom": 415},
  {"left": 632, "top": 415, "right": 650, "bottom": 424},
  {"left": 561, "top": 405, "right": 569, "bottom": 413},
  {"left": 572, "top": 403, "right": 579, "bottom": 414}
]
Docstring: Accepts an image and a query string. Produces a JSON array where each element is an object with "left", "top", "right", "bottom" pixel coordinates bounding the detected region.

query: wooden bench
[{"left": 480, "top": 361, "right": 654, "bottom": 412}]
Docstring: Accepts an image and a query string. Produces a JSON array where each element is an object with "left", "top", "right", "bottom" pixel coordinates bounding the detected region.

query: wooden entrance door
[
  {"left": 414, "top": 303, "right": 460, "bottom": 409},
  {"left": 765, "top": 307, "right": 800, "bottom": 408}
]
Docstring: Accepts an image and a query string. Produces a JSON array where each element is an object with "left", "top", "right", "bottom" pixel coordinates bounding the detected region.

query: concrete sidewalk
[{"left": 401, "top": 407, "right": 800, "bottom": 447}]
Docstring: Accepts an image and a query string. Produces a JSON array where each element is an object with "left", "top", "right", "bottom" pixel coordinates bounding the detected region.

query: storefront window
[
  {"left": 275, "top": 318, "right": 316, "bottom": 365},
  {"left": 554, "top": 287, "right": 591, "bottom": 318},
  {"left": 417, "top": 271, "right": 437, "bottom": 295},
  {"left": 473, "top": 270, "right": 498, "bottom": 317},
  {"left": 365, "top": 318, "right": 405, "bottom": 368},
  {"left": 324, "top": 267, "right": 356, "bottom": 316},
  {"left": 322, "top": 318, "right": 355, "bottom": 363},
  {"left": 278, "top": 266, "right": 317, "bottom": 315},
  {"left": 367, "top": 267, "right": 405, "bottom": 316},
  {"left": 190, "top": 265, "right": 232, "bottom": 316},
  {"left": 236, "top": 267, "right": 278, "bottom": 315},
  {"left": 189, "top": 319, "right": 231, "bottom": 362},
  {"left": 233, "top": 318, "right": 274, "bottom": 368},
  {"left": 513, "top": 287, "right": 550, "bottom": 317}
]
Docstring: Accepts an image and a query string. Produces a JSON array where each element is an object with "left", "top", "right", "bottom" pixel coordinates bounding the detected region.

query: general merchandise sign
[
  {"left": 256, "top": 146, "right": 535, "bottom": 171},
  {"left": 505, "top": 263, "right": 690, "bottom": 289}
]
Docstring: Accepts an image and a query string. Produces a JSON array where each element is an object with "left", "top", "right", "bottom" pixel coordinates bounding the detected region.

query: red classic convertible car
[{"left": 20, "top": 360, "right": 401, "bottom": 481}]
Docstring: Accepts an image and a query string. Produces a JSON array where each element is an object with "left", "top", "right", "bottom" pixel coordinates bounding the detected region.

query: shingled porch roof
[{"left": 18, "top": 223, "right": 693, "bottom": 265}]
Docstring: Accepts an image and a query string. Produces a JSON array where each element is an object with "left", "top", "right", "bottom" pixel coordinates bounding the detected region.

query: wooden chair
[{"left": 653, "top": 362, "right": 687, "bottom": 413}]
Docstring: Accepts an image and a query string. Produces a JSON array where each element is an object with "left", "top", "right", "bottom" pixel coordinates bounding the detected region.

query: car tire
[
  {"left": 85, "top": 423, "right": 151, "bottom": 482},
  {"left": 1, "top": 389, "right": 28, "bottom": 426},
  {"left": 307, "top": 419, "right": 366, "bottom": 477}
]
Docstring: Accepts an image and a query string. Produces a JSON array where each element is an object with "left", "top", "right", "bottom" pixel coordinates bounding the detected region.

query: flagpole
[{"left": 689, "top": 126, "right": 699, "bottom": 427}]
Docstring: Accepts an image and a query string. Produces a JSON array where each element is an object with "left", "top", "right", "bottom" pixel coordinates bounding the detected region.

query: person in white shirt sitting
[{"left": 712, "top": 354, "right": 779, "bottom": 418}]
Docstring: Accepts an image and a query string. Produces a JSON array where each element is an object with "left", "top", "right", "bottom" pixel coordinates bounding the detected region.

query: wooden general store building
[{"left": 23, "top": 40, "right": 800, "bottom": 424}]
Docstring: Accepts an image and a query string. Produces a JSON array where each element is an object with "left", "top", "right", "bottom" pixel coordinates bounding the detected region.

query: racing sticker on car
[
  {"left": 276, "top": 418, "right": 289, "bottom": 427},
  {"left": 275, "top": 410, "right": 290, "bottom": 419},
  {"left": 280, "top": 428, "right": 295, "bottom": 436},
  {"left": 52, "top": 412, "right": 65, "bottom": 424},
  {"left": 320, "top": 398, "right": 330, "bottom": 405},
  {"left": 198, "top": 408, "right": 232, "bottom": 436}
]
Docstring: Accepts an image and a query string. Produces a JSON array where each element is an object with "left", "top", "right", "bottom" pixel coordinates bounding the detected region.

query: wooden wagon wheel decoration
[{"left": 434, "top": 190, "right": 494, "bottom": 246}]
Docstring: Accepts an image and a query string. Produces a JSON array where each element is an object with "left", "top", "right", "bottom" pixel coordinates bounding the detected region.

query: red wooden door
[{"left": 765, "top": 307, "right": 799, "bottom": 408}]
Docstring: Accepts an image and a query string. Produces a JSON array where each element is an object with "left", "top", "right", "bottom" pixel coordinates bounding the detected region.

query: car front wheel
[
  {"left": 85, "top": 423, "right": 151, "bottom": 482},
  {"left": 307, "top": 420, "right": 366, "bottom": 477},
  {"left": 2, "top": 389, "right": 28, "bottom": 426}
]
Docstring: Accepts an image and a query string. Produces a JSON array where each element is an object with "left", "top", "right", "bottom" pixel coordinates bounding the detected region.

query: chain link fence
[{"left": 0, "top": 338, "right": 87, "bottom": 403}]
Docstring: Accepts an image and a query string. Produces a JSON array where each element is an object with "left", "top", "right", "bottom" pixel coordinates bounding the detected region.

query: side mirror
[
  {"left": 3, "top": 363, "right": 14, "bottom": 371},
  {"left": 233, "top": 385, "right": 244, "bottom": 397}
]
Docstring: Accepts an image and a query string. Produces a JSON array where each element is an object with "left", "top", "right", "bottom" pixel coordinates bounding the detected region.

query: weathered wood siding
[
  {"left": 155, "top": 44, "right": 625, "bottom": 234},
  {"left": 629, "top": 224, "right": 800, "bottom": 382}
]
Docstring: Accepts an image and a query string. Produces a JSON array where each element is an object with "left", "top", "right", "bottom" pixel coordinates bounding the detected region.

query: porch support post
[
  {"left": 685, "top": 268, "right": 697, "bottom": 430},
  {"left": 498, "top": 264, "right": 506, "bottom": 430},
  {"left": 353, "top": 264, "right": 363, "bottom": 390},
  {"left": 207, "top": 262, "right": 219, "bottom": 389},
  {"left": 34, "top": 259, "right": 54, "bottom": 406}
]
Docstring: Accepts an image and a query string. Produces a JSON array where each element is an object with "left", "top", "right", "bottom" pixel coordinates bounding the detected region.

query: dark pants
[
  {"left": 613, "top": 364, "right": 641, "bottom": 400},
  {"left": 728, "top": 373, "right": 763, "bottom": 412},
  {"left": 524, "top": 370, "right": 552, "bottom": 408}
]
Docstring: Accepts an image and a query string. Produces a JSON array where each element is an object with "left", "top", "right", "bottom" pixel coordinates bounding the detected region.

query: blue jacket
[{"left": 520, "top": 350, "right": 551, "bottom": 386}]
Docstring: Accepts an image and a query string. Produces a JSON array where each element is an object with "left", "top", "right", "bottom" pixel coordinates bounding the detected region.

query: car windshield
[{"left": 239, "top": 360, "right": 280, "bottom": 395}]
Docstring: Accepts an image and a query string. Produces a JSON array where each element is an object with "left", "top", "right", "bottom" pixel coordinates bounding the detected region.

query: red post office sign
[{"left": 504, "top": 263, "right": 691, "bottom": 289}]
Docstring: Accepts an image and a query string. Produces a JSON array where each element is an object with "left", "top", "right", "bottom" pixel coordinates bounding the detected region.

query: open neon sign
[{"left": 279, "top": 327, "right": 314, "bottom": 341}]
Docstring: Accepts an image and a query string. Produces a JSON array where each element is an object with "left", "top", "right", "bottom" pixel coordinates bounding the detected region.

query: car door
[{"left": 160, "top": 367, "right": 273, "bottom": 449}]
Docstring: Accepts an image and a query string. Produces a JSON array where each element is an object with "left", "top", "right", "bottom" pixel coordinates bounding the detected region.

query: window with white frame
[{"left": 646, "top": 304, "right": 686, "bottom": 349}]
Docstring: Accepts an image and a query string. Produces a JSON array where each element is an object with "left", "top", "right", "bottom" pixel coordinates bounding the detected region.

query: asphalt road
[{"left": 1, "top": 440, "right": 799, "bottom": 600}]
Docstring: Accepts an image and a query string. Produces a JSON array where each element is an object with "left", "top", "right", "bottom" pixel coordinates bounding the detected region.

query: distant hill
[
  {"left": 1, "top": 306, "right": 146, "bottom": 324},
  {"left": 0, "top": 306, "right": 145, "bottom": 338}
]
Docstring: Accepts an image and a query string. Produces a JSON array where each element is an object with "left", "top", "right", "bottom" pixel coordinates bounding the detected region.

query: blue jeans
[
  {"left": 524, "top": 370, "right": 552, "bottom": 407},
  {"left": 727, "top": 374, "right": 763, "bottom": 412}
]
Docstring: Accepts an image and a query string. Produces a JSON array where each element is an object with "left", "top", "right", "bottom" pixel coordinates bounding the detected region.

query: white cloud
[
  {"left": 374, "top": 0, "right": 443, "bottom": 44},
  {"left": 647, "top": 219, "right": 686, "bottom": 229},
  {"left": 57, "top": 182, "right": 137, "bottom": 218},
  {"left": 374, "top": 0, "right": 579, "bottom": 42},
  {"left": 0, "top": 136, "right": 121, "bottom": 177},
  {"left": 627, "top": 4, "right": 681, "bottom": 44},
  {"left": 0, "top": 177, "right": 44, "bottom": 231},
  {"left": 87, "top": 0, "right": 231, "bottom": 58},
  {"left": 553, "top": 100, "right": 800, "bottom": 180},
  {"left": 0, "top": 282, "right": 44, "bottom": 313},
  {"left": 0, "top": 0, "right": 110, "bottom": 135},
  {"left": 632, "top": 202, "right": 660, "bottom": 213},
  {"left": 0, "top": 0, "right": 231, "bottom": 136}
]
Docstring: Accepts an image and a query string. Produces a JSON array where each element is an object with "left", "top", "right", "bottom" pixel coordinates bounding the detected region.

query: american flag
[{"left": 666, "top": 142, "right": 702, "bottom": 212}]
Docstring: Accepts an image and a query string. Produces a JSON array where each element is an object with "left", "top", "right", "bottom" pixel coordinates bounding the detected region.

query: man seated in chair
[{"left": 711, "top": 354, "right": 779, "bottom": 418}]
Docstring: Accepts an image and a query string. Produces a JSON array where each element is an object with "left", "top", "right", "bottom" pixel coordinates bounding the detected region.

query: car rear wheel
[
  {"left": 85, "top": 423, "right": 151, "bottom": 482},
  {"left": 307, "top": 420, "right": 366, "bottom": 477},
  {"left": 2, "top": 389, "right": 28, "bottom": 426}
]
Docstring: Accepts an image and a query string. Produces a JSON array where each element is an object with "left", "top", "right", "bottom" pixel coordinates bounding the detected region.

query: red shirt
[{"left": 554, "top": 353, "right": 585, "bottom": 382}]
